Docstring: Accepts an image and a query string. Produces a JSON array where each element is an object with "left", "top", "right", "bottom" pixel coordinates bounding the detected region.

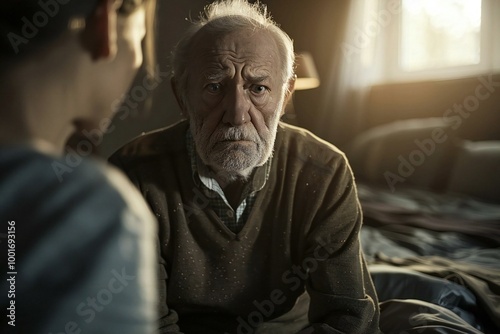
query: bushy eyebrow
[
  {"left": 204, "top": 71, "right": 227, "bottom": 82},
  {"left": 202, "top": 69, "right": 271, "bottom": 84},
  {"left": 247, "top": 75, "right": 269, "bottom": 83}
]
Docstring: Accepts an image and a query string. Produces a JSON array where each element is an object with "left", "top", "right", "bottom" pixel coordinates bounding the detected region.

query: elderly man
[{"left": 110, "top": 0, "right": 381, "bottom": 333}]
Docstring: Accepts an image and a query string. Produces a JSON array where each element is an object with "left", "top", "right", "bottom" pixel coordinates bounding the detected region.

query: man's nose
[{"left": 222, "top": 85, "right": 251, "bottom": 126}]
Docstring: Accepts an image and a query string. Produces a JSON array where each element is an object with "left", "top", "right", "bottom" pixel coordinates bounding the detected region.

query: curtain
[{"left": 315, "top": 0, "right": 386, "bottom": 150}]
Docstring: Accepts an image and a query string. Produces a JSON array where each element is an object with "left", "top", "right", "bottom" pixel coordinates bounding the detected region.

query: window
[
  {"left": 382, "top": 0, "right": 499, "bottom": 82},
  {"left": 401, "top": 0, "right": 481, "bottom": 71}
]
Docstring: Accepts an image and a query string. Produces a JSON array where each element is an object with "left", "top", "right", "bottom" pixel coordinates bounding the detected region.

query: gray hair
[{"left": 171, "top": 0, "right": 295, "bottom": 105}]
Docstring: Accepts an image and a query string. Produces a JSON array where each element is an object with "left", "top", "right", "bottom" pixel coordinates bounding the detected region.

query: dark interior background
[{"left": 101, "top": 0, "right": 500, "bottom": 157}]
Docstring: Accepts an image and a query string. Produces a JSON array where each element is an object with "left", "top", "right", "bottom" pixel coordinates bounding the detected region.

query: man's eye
[
  {"left": 206, "top": 83, "right": 222, "bottom": 93},
  {"left": 251, "top": 85, "right": 267, "bottom": 94}
]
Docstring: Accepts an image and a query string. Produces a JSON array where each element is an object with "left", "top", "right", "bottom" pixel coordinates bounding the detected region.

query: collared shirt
[{"left": 186, "top": 130, "right": 271, "bottom": 233}]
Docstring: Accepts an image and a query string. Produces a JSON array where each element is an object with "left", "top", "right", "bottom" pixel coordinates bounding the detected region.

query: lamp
[
  {"left": 294, "top": 52, "right": 320, "bottom": 90},
  {"left": 283, "top": 52, "right": 320, "bottom": 124}
]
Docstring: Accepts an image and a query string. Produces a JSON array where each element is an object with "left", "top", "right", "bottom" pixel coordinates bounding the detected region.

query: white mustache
[{"left": 214, "top": 126, "right": 260, "bottom": 142}]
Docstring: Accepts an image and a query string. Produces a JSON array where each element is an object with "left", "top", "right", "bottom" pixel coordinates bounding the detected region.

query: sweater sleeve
[{"left": 301, "top": 156, "right": 381, "bottom": 334}]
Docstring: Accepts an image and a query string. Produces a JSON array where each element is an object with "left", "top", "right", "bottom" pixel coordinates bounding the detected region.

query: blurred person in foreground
[
  {"left": 0, "top": 0, "right": 158, "bottom": 333},
  {"left": 111, "top": 0, "right": 381, "bottom": 333}
]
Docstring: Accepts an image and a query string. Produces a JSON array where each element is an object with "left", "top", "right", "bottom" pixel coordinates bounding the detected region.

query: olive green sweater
[{"left": 110, "top": 120, "right": 381, "bottom": 334}]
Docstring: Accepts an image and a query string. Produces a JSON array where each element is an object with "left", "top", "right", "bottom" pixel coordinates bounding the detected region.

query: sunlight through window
[{"left": 401, "top": 0, "right": 482, "bottom": 71}]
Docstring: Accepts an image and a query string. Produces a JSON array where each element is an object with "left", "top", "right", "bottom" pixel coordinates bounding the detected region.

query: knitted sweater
[{"left": 110, "top": 120, "right": 381, "bottom": 334}]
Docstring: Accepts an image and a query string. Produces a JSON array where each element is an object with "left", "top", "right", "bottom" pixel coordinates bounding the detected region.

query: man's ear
[
  {"left": 80, "top": 0, "right": 118, "bottom": 61},
  {"left": 285, "top": 75, "right": 296, "bottom": 104},
  {"left": 281, "top": 75, "right": 296, "bottom": 116},
  {"left": 171, "top": 77, "right": 189, "bottom": 118}
]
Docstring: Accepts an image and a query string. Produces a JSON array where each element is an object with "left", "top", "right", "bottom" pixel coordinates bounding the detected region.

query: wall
[{"left": 264, "top": 0, "right": 349, "bottom": 134}]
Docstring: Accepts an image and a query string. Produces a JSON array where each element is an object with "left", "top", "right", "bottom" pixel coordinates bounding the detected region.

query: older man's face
[{"left": 185, "top": 28, "right": 288, "bottom": 177}]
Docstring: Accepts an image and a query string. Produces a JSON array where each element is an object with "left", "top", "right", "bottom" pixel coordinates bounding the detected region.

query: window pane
[{"left": 401, "top": 0, "right": 482, "bottom": 71}]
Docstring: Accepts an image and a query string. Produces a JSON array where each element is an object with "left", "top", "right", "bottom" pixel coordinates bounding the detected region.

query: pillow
[{"left": 447, "top": 141, "right": 500, "bottom": 203}]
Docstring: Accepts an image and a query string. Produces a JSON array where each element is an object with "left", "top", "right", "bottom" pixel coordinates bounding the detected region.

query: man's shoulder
[
  {"left": 110, "top": 120, "right": 189, "bottom": 164},
  {"left": 0, "top": 148, "right": 156, "bottom": 333},
  {"left": 276, "top": 122, "right": 348, "bottom": 170},
  {"left": 0, "top": 146, "right": 154, "bottom": 228}
]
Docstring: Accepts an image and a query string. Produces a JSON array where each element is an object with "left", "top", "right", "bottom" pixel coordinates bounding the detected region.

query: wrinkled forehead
[{"left": 187, "top": 27, "right": 284, "bottom": 82}]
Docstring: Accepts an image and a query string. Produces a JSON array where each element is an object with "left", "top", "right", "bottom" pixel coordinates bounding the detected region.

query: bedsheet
[{"left": 358, "top": 183, "right": 500, "bottom": 334}]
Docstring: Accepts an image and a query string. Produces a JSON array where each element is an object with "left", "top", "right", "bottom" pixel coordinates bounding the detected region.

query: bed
[{"left": 347, "top": 118, "right": 500, "bottom": 333}]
